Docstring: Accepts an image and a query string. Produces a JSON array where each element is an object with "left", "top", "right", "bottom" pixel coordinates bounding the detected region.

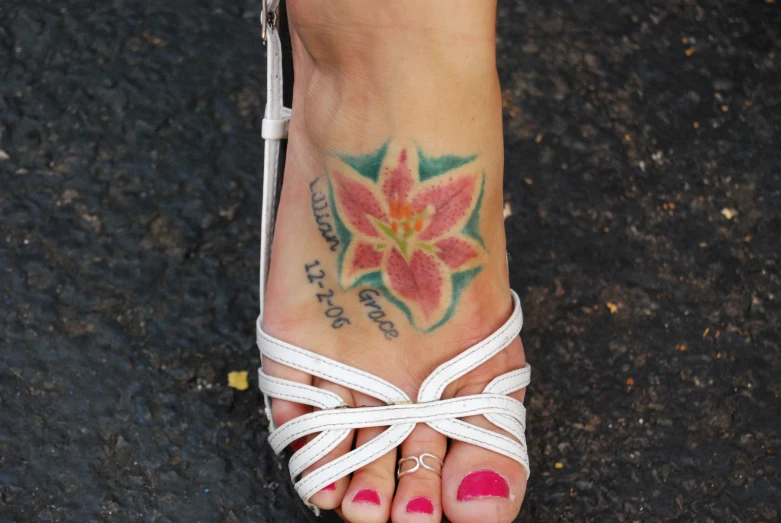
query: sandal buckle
[{"left": 261, "top": 1, "right": 279, "bottom": 43}]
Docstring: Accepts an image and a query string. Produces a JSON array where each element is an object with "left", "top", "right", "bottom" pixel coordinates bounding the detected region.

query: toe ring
[{"left": 397, "top": 453, "right": 443, "bottom": 478}]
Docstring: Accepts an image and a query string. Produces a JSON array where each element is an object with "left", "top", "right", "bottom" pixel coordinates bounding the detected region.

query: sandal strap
[
  {"left": 288, "top": 429, "right": 352, "bottom": 478},
  {"left": 258, "top": 289, "right": 522, "bottom": 406},
  {"left": 484, "top": 366, "right": 532, "bottom": 395},
  {"left": 258, "top": 321, "right": 410, "bottom": 404},
  {"left": 417, "top": 291, "right": 523, "bottom": 402},
  {"left": 257, "top": 368, "right": 346, "bottom": 410},
  {"left": 257, "top": 290, "right": 530, "bottom": 503},
  {"left": 259, "top": 0, "right": 291, "bottom": 316},
  {"left": 267, "top": 395, "right": 526, "bottom": 452},
  {"left": 429, "top": 419, "right": 529, "bottom": 467},
  {"left": 295, "top": 424, "right": 414, "bottom": 502}
]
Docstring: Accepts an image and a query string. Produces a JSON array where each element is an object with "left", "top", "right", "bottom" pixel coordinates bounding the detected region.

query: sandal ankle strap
[{"left": 259, "top": 0, "right": 291, "bottom": 317}]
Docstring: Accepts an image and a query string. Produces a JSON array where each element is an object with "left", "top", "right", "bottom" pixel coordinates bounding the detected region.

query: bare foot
[{"left": 262, "top": 2, "right": 527, "bottom": 522}]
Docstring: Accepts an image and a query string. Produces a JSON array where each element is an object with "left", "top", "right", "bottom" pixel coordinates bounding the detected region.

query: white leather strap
[
  {"left": 288, "top": 429, "right": 351, "bottom": 478},
  {"left": 417, "top": 290, "right": 523, "bottom": 403},
  {"left": 429, "top": 418, "right": 530, "bottom": 477},
  {"left": 258, "top": 368, "right": 345, "bottom": 410},
  {"left": 295, "top": 424, "right": 414, "bottom": 501},
  {"left": 484, "top": 366, "right": 532, "bottom": 395},
  {"left": 257, "top": 292, "right": 531, "bottom": 504},
  {"left": 258, "top": 321, "right": 409, "bottom": 404},
  {"left": 256, "top": 1, "right": 532, "bottom": 507},
  {"left": 259, "top": 4, "right": 287, "bottom": 436},
  {"left": 259, "top": 1, "right": 287, "bottom": 316},
  {"left": 268, "top": 394, "right": 525, "bottom": 452}
]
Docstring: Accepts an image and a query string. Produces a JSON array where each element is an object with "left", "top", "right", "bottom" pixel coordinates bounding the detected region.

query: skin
[{"left": 263, "top": 2, "right": 528, "bottom": 522}]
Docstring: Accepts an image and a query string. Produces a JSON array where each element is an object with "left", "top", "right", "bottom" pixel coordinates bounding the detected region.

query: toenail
[
  {"left": 320, "top": 482, "right": 336, "bottom": 491},
  {"left": 457, "top": 470, "right": 510, "bottom": 501},
  {"left": 291, "top": 439, "right": 305, "bottom": 451},
  {"left": 406, "top": 496, "right": 434, "bottom": 514},
  {"left": 352, "top": 489, "right": 381, "bottom": 505}
]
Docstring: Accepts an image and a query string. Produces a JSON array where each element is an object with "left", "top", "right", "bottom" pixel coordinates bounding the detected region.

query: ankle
[
  {"left": 287, "top": 0, "right": 498, "bottom": 76},
  {"left": 287, "top": 3, "right": 503, "bottom": 156}
]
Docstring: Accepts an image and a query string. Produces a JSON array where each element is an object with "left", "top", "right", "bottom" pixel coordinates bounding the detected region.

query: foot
[{"left": 262, "top": 2, "right": 527, "bottom": 522}]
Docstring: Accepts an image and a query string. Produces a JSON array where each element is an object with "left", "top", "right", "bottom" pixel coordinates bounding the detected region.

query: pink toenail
[
  {"left": 406, "top": 497, "right": 434, "bottom": 514},
  {"left": 352, "top": 489, "right": 381, "bottom": 505},
  {"left": 457, "top": 470, "right": 510, "bottom": 501},
  {"left": 321, "top": 483, "right": 336, "bottom": 491}
]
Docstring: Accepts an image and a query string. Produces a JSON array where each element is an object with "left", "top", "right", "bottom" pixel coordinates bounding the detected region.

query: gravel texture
[{"left": 1, "top": 0, "right": 780, "bottom": 522}]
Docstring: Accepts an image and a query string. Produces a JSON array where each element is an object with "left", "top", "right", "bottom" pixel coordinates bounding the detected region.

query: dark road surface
[{"left": 2, "top": 1, "right": 780, "bottom": 521}]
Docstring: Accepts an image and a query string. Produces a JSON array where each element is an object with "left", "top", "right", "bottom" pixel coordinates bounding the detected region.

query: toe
[
  {"left": 391, "top": 424, "right": 446, "bottom": 522},
  {"left": 304, "top": 378, "right": 356, "bottom": 510},
  {"left": 441, "top": 391, "right": 527, "bottom": 523},
  {"left": 341, "top": 393, "right": 396, "bottom": 523}
]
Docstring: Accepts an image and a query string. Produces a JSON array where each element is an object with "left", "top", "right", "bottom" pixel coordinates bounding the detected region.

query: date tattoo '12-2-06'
[
  {"left": 304, "top": 260, "right": 351, "bottom": 329},
  {"left": 324, "top": 140, "right": 489, "bottom": 332}
]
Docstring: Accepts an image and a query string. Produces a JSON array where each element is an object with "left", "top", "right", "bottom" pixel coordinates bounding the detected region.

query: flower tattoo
[{"left": 326, "top": 141, "right": 488, "bottom": 331}]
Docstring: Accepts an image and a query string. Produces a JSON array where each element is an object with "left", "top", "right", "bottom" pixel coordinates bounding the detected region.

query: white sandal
[{"left": 257, "top": 0, "right": 531, "bottom": 517}]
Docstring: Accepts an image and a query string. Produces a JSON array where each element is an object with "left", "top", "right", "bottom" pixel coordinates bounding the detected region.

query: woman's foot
[{"left": 262, "top": 2, "right": 527, "bottom": 522}]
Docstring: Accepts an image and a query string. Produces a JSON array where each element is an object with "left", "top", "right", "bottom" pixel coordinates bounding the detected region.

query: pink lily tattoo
[{"left": 327, "top": 141, "right": 488, "bottom": 331}]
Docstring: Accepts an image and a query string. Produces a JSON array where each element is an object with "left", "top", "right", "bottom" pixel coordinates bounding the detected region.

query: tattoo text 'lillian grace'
[
  {"left": 358, "top": 288, "right": 399, "bottom": 341},
  {"left": 310, "top": 178, "right": 340, "bottom": 252}
]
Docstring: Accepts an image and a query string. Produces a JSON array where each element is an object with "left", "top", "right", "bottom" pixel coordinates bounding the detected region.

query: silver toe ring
[{"left": 397, "top": 453, "right": 443, "bottom": 478}]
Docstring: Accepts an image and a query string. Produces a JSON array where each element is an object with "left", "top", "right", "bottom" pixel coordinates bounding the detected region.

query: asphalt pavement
[{"left": 1, "top": 0, "right": 780, "bottom": 521}]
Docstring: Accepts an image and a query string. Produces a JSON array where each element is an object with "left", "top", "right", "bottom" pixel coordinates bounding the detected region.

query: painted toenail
[
  {"left": 320, "top": 482, "right": 336, "bottom": 491},
  {"left": 352, "top": 489, "right": 381, "bottom": 505},
  {"left": 457, "top": 470, "right": 510, "bottom": 501},
  {"left": 406, "top": 496, "right": 434, "bottom": 514},
  {"left": 291, "top": 439, "right": 305, "bottom": 451}
]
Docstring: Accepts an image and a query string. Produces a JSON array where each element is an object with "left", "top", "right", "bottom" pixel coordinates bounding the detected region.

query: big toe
[{"left": 441, "top": 393, "right": 527, "bottom": 523}]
